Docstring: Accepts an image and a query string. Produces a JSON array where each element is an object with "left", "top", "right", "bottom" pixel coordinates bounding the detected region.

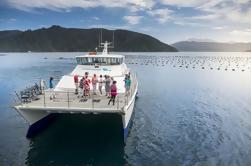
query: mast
[
  {"left": 100, "top": 41, "right": 112, "bottom": 55},
  {"left": 98, "top": 30, "right": 115, "bottom": 55}
]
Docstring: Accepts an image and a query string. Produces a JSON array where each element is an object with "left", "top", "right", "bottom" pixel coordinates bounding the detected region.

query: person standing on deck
[
  {"left": 108, "top": 81, "right": 117, "bottom": 106},
  {"left": 84, "top": 73, "right": 90, "bottom": 96},
  {"left": 49, "top": 77, "right": 54, "bottom": 89},
  {"left": 40, "top": 79, "right": 45, "bottom": 94},
  {"left": 79, "top": 77, "right": 84, "bottom": 98},
  {"left": 123, "top": 75, "right": 128, "bottom": 94},
  {"left": 49, "top": 77, "right": 55, "bottom": 99},
  {"left": 110, "top": 77, "right": 114, "bottom": 97},
  {"left": 98, "top": 75, "right": 104, "bottom": 95},
  {"left": 124, "top": 75, "right": 131, "bottom": 96},
  {"left": 92, "top": 74, "right": 97, "bottom": 95},
  {"left": 105, "top": 75, "right": 111, "bottom": 97},
  {"left": 73, "top": 74, "right": 79, "bottom": 94}
]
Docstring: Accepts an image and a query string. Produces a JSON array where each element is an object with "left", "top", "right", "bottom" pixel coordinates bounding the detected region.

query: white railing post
[
  {"left": 92, "top": 92, "right": 94, "bottom": 109},
  {"left": 67, "top": 91, "right": 70, "bottom": 108},
  {"left": 130, "top": 86, "right": 132, "bottom": 98},
  {"left": 43, "top": 92, "right": 46, "bottom": 107},
  {"left": 117, "top": 95, "right": 119, "bottom": 110}
]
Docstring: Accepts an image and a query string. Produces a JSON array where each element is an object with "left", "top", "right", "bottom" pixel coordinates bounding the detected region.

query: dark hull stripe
[{"left": 26, "top": 113, "right": 58, "bottom": 138}]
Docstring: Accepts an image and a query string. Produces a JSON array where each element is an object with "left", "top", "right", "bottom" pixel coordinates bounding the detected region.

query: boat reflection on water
[{"left": 25, "top": 114, "right": 126, "bottom": 166}]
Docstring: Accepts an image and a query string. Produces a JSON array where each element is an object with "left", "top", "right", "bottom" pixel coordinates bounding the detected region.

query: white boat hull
[
  {"left": 122, "top": 97, "right": 136, "bottom": 140},
  {"left": 15, "top": 108, "right": 58, "bottom": 138},
  {"left": 14, "top": 91, "right": 137, "bottom": 140}
]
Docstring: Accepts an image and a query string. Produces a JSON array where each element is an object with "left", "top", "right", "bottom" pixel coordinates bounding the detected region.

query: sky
[{"left": 0, "top": 0, "right": 251, "bottom": 44}]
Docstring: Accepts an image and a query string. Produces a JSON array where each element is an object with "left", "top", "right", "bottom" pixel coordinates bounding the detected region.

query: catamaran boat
[{"left": 14, "top": 41, "right": 138, "bottom": 141}]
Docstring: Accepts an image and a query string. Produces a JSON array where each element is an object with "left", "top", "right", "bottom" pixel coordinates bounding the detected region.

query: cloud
[
  {"left": 3, "top": 0, "right": 251, "bottom": 26},
  {"left": 160, "top": 0, "right": 205, "bottom": 7},
  {"left": 161, "top": 0, "right": 250, "bottom": 8},
  {"left": 230, "top": 29, "right": 251, "bottom": 35},
  {"left": 161, "top": 0, "right": 251, "bottom": 24},
  {"left": 92, "top": 16, "right": 100, "bottom": 21},
  {"left": 225, "top": 8, "right": 251, "bottom": 23},
  {"left": 174, "top": 21, "right": 207, "bottom": 27},
  {"left": 228, "top": 28, "right": 251, "bottom": 42},
  {"left": 187, "top": 38, "right": 216, "bottom": 42},
  {"left": 147, "top": 8, "right": 173, "bottom": 23},
  {"left": 9, "top": 18, "right": 17, "bottom": 22},
  {"left": 3, "top": 0, "right": 155, "bottom": 12},
  {"left": 65, "top": 9, "right": 71, "bottom": 12},
  {"left": 197, "top": 2, "right": 251, "bottom": 24},
  {"left": 87, "top": 24, "right": 130, "bottom": 30},
  {"left": 233, "top": 0, "right": 250, "bottom": 4},
  {"left": 123, "top": 15, "right": 143, "bottom": 25},
  {"left": 213, "top": 26, "right": 226, "bottom": 30},
  {"left": 2, "top": 0, "right": 251, "bottom": 41},
  {"left": 189, "top": 14, "right": 220, "bottom": 20},
  {"left": 0, "top": 18, "right": 17, "bottom": 23}
]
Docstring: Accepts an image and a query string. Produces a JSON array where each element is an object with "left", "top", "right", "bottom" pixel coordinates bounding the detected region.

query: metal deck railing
[{"left": 15, "top": 74, "right": 138, "bottom": 114}]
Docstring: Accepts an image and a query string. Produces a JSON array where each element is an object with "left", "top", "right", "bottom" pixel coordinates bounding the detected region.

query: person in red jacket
[
  {"left": 73, "top": 75, "right": 79, "bottom": 94},
  {"left": 108, "top": 81, "right": 117, "bottom": 105}
]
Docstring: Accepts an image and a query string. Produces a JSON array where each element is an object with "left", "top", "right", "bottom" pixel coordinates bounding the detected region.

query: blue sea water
[{"left": 0, "top": 52, "right": 251, "bottom": 166}]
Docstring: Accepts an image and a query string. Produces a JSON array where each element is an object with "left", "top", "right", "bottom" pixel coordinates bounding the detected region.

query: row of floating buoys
[{"left": 126, "top": 55, "right": 251, "bottom": 72}]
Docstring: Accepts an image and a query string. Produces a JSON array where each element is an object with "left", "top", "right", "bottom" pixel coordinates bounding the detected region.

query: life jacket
[
  {"left": 74, "top": 75, "right": 78, "bottom": 83},
  {"left": 84, "top": 79, "right": 90, "bottom": 85},
  {"left": 84, "top": 79, "right": 90, "bottom": 90},
  {"left": 110, "top": 84, "right": 117, "bottom": 96}
]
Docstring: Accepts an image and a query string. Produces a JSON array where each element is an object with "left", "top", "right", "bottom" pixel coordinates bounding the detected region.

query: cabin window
[
  {"left": 76, "top": 58, "right": 80, "bottom": 64},
  {"left": 76, "top": 57, "right": 124, "bottom": 65},
  {"left": 107, "top": 58, "right": 111, "bottom": 64}
]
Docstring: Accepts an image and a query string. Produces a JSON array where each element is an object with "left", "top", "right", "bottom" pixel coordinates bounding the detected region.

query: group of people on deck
[{"left": 73, "top": 72, "right": 131, "bottom": 105}]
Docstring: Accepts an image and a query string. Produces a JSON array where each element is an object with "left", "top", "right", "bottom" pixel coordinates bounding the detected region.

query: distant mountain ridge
[
  {"left": 0, "top": 25, "right": 177, "bottom": 52},
  {"left": 172, "top": 41, "right": 251, "bottom": 52}
]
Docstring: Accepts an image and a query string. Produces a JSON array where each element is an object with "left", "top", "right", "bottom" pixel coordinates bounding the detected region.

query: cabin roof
[
  {"left": 71, "top": 64, "right": 128, "bottom": 77},
  {"left": 76, "top": 53, "right": 125, "bottom": 58}
]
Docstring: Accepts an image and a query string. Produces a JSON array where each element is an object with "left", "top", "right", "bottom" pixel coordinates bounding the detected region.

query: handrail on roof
[{"left": 75, "top": 54, "right": 125, "bottom": 58}]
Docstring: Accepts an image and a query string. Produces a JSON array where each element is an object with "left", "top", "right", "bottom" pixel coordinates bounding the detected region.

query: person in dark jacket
[
  {"left": 108, "top": 81, "right": 117, "bottom": 106},
  {"left": 49, "top": 77, "right": 54, "bottom": 89},
  {"left": 78, "top": 77, "right": 84, "bottom": 98}
]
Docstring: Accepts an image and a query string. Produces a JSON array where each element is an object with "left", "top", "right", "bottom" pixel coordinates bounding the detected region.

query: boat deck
[
  {"left": 15, "top": 73, "right": 138, "bottom": 114},
  {"left": 16, "top": 90, "right": 135, "bottom": 114}
]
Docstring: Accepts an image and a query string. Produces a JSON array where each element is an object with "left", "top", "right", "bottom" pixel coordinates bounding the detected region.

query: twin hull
[{"left": 15, "top": 91, "right": 137, "bottom": 141}]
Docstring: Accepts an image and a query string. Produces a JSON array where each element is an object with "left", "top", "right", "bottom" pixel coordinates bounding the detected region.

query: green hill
[{"left": 0, "top": 25, "right": 177, "bottom": 52}]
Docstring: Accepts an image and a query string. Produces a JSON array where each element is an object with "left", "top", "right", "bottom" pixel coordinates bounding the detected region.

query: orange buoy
[{"left": 89, "top": 51, "right": 97, "bottom": 55}]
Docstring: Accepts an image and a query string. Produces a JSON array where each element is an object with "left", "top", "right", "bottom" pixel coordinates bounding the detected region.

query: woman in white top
[
  {"left": 40, "top": 79, "right": 45, "bottom": 94},
  {"left": 92, "top": 74, "right": 98, "bottom": 95},
  {"left": 98, "top": 75, "right": 104, "bottom": 95}
]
